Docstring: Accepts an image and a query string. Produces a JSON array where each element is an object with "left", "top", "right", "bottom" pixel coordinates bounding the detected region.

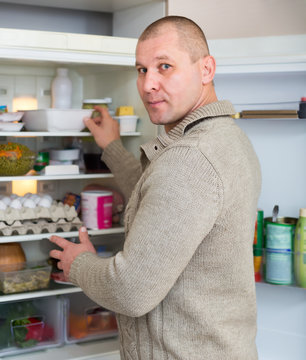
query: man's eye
[
  {"left": 137, "top": 68, "right": 147, "bottom": 74},
  {"left": 161, "top": 64, "right": 171, "bottom": 70}
]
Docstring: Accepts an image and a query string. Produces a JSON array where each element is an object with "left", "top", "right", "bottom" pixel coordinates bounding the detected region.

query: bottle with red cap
[{"left": 298, "top": 97, "right": 306, "bottom": 119}]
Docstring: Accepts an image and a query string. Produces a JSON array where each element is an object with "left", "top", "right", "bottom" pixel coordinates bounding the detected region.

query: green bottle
[{"left": 294, "top": 208, "right": 306, "bottom": 287}]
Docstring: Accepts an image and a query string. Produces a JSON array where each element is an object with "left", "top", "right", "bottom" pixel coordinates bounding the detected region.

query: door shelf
[{"left": 0, "top": 226, "right": 125, "bottom": 243}]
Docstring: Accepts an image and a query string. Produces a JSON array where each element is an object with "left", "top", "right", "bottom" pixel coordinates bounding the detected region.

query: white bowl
[
  {"left": 22, "top": 109, "right": 93, "bottom": 132},
  {"left": 114, "top": 115, "right": 138, "bottom": 133},
  {"left": 0, "top": 112, "right": 24, "bottom": 122},
  {"left": 50, "top": 148, "right": 80, "bottom": 161}
]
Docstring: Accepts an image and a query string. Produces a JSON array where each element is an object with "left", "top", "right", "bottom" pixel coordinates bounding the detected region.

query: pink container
[{"left": 81, "top": 191, "right": 113, "bottom": 229}]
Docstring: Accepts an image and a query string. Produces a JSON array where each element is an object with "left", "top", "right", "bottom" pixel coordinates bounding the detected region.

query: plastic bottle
[
  {"left": 294, "top": 208, "right": 306, "bottom": 287},
  {"left": 51, "top": 68, "right": 72, "bottom": 109}
]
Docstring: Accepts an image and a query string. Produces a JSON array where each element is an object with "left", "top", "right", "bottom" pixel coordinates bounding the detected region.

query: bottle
[
  {"left": 298, "top": 97, "right": 306, "bottom": 119},
  {"left": 51, "top": 68, "right": 72, "bottom": 109},
  {"left": 294, "top": 208, "right": 306, "bottom": 287}
]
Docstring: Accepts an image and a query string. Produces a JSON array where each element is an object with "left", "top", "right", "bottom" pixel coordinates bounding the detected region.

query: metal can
[
  {"left": 264, "top": 217, "right": 297, "bottom": 285},
  {"left": 81, "top": 191, "right": 113, "bottom": 230}
]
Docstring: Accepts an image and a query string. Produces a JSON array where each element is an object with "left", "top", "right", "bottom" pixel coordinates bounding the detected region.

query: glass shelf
[{"left": 0, "top": 226, "right": 125, "bottom": 243}]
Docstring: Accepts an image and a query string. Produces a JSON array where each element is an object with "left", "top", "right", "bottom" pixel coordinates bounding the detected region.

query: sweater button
[{"left": 154, "top": 145, "right": 158, "bottom": 150}]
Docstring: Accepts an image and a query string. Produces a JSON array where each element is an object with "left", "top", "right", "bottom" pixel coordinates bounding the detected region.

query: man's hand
[
  {"left": 84, "top": 106, "right": 120, "bottom": 150},
  {"left": 49, "top": 227, "right": 96, "bottom": 280}
]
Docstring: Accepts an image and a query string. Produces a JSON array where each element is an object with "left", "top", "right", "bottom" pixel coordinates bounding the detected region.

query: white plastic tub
[
  {"left": 22, "top": 109, "right": 93, "bottom": 132},
  {"left": 114, "top": 115, "right": 138, "bottom": 133}
]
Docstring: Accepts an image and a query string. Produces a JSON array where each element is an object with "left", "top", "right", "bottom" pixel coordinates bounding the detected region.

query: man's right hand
[{"left": 83, "top": 106, "right": 120, "bottom": 150}]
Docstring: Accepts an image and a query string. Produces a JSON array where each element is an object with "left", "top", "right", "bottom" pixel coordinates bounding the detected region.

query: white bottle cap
[{"left": 299, "top": 208, "right": 306, "bottom": 217}]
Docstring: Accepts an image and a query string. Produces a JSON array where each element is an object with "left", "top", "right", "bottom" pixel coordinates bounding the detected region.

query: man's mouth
[{"left": 147, "top": 100, "right": 165, "bottom": 107}]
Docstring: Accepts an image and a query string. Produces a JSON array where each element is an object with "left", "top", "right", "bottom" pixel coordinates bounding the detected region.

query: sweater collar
[{"left": 140, "top": 100, "right": 235, "bottom": 163}]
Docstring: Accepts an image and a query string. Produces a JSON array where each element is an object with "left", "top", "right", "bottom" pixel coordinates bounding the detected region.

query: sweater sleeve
[
  {"left": 102, "top": 138, "right": 142, "bottom": 203},
  {"left": 69, "top": 145, "right": 223, "bottom": 317}
]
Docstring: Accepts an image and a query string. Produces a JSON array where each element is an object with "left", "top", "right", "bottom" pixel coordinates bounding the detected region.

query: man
[{"left": 50, "top": 16, "right": 261, "bottom": 359}]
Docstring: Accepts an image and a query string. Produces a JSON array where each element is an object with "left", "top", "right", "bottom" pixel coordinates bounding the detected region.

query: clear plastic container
[
  {"left": 64, "top": 292, "right": 118, "bottom": 344},
  {"left": 0, "top": 142, "right": 35, "bottom": 176},
  {"left": 0, "top": 296, "right": 64, "bottom": 357},
  {"left": 0, "top": 261, "right": 51, "bottom": 294}
]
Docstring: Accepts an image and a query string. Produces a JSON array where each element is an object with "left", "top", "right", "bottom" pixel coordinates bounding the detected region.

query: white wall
[{"left": 167, "top": 0, "right": 306, "bottom": 39}]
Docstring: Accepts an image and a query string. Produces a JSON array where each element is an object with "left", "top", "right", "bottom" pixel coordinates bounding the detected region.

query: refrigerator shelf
[{"left": 0, "top": 226, "right": 125, "bottom": 243}]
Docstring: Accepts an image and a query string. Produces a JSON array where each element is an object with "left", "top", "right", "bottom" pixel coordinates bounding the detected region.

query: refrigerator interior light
[
  {"left": 12, "top": 179, "right": 37, "bottom": 196},
  {"left": 12, "top": 97, "right": 38, "bottom": 112}
]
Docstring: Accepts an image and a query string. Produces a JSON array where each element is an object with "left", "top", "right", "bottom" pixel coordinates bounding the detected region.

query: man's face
[{"left": 136, "top": 28, "right": 206, "bottom": 131}]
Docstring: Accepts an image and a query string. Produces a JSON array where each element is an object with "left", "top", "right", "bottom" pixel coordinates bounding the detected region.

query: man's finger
[
  {"left": 49, "top": 235, "right": 70, "bottom": 249},
  {"left": 49, "top": 249, "right": 63, "bottom": 260},
  {"left": 94, "top": 105, "right": 109, "bottom": 115},
  {"left": 79, "top": 226, "right": 90, "bottom": 244}
]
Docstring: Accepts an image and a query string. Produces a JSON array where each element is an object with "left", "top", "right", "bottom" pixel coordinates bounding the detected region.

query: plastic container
[
  {"left": 51, "top": 68, "right": 72, "bottom": 109},
  {"left": 0, "top": 261, "right": 51, "bottom": 294},
  {"left": 264, "top": 217, "right": 297, "bottom": 285},
  {"left": 81, "top": 190, "right": 113, "bottom": 229},
  {"left": 63, "top": 292, "right": 118, "bottom": 344},
  {"left": 22, "top": 109, "right": 93, "bottom": 132},
  {"left": 0, "top": 296, "right": 64, "bottom": 357},
  {"left": 294, "top": 208, "right": 306, "bottom": 287},
  {"left": 114, "top": 115, "right": 138, "bottom": 133}
]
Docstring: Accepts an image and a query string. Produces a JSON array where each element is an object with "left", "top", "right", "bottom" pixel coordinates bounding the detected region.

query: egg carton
[
  {"left": 0, "top": 217, "right": 82, "bottom": 236},
  {"left": 0, "top": 202, "right": 78, "bottom": 224}
]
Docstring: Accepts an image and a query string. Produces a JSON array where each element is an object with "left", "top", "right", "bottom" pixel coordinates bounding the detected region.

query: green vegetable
[{"left": 0, "top": 142, "right": 35, "bottom": 176}]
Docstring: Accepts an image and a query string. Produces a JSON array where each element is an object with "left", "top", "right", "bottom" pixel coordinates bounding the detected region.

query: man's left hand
[{"left": 49, "top": 227, "right": 96, "bottom": 280}]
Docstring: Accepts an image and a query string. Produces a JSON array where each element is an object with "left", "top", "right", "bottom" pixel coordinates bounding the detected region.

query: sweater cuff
[{"left": 69, "top": 252, "right": 95, "bottom": 286}]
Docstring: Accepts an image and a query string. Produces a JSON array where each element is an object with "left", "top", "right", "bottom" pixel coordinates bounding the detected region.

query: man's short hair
[{"left": 138, "top": 16, "right": 210, "bottom": 63}]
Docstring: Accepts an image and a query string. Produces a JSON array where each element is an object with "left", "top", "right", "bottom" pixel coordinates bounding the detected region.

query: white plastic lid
[
  {"left": 300, "top": 208, "right": 306, "bottom": 217},
  {"left": 83, "top": 98, "right": 112, "bottom": 104}
]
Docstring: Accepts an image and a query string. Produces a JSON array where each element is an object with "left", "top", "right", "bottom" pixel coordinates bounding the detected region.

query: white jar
[{"left": 51, "top": 68, "right": 72, "bottom": 109}]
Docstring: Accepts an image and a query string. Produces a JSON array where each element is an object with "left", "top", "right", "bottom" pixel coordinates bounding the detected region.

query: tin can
[
  {"left": 253, "top": 209, "right": 264, "bottom": 282},
  {"left": 264, "top": 217, "right": 297, "bottom": 285},
  {"left": 81, "top": 191, "right": 113, "bottom": 230}
]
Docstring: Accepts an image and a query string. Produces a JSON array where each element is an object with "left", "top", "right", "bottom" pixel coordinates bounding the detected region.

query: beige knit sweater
[{"left": 70, "top": 100, "right": 261, "bottom": 360}]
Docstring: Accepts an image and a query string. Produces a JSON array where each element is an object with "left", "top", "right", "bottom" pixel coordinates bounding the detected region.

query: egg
[
  {"left": 24, "top": 192, "right": 33, "bottom": 199},
  {"left": 0, "top": 200, "right": 7, "bottom": 210},
  {"left": 38, "top": 197, "right": 52, "bottom": 208},
  {"left": 10, "top": 198, "right": 22, "bottom": 209},
  {"left": 10, "top": 194, "right": 18, "bottom": 200},
  {"left": 19, "top": 197, "right": 28, "bottom": 204},
  {"left": 23, "top": 199, "right": 36, "bottom": 209},
  {"left": 42, "top": 194, "right": 53, "bottom": 203},
  {"left": 31, "top": 194, "right": 41, "bottom": 204},
  {"left": 1, "top": 196, "right": 11, "bottom": 205}
]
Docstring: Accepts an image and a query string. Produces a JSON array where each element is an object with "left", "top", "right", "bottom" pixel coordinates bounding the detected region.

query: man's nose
[{"left": 143, "top": 70, "right": 159, "bottom": 92}]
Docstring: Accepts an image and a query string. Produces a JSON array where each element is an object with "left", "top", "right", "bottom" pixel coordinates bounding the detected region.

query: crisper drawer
[
  {"left": 64, "top": 292, "right": 118, "bottom": 344},
  {"left": 0, "top": 296, "right": 64, "bottom": 357}
]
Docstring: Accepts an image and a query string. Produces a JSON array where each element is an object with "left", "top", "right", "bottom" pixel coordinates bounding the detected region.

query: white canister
[{"left": 81, "top": 191, "right": 113, "bottom": 229}]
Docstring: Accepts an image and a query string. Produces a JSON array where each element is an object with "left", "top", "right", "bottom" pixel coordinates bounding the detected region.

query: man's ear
[{"left": 201, "top": 55, "right": 216, "bottom": 85}]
